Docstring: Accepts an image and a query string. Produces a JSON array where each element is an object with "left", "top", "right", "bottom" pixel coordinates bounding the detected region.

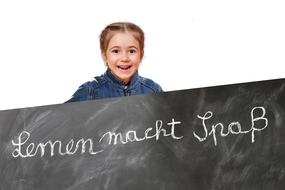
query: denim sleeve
[
  {"left": 157, "top": 84, "right": 163, "bottom": 92},
  {"left": 65, "top": 83, "right": 91, "bottom": 103},
  {"left": 151, "top": 80, "right": 163, "bottom": 92},
  {"left": 140, "top": 77, "right": 163, "bottom": 93}
]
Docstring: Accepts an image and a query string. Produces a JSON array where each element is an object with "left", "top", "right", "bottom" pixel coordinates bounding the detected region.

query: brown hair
[{"left": 99, "top": 22, "right": 145, "bottom": 58}]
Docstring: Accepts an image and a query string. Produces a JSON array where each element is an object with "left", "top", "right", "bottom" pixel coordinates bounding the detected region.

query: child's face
[{"left": 102, "top": 32, "right": 142, "bottom": 84}]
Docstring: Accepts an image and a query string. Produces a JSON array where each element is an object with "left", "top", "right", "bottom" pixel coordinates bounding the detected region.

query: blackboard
[{"left": 1, "top": 78, "right": 285, "bottom": 190}]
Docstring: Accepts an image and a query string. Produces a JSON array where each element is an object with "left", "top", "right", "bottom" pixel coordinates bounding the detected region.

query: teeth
[{"left": 118, "top": 65, "right": 131, "bottom": 70}]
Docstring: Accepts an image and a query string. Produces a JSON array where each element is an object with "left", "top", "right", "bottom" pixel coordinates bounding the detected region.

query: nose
[{"left": 121, "top": 51, "right": 130, "bottom": 62}]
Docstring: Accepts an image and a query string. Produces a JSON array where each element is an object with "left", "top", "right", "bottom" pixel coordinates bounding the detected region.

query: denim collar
[{"left": 104, "top": 69, "right": 139, "bottom": 90}]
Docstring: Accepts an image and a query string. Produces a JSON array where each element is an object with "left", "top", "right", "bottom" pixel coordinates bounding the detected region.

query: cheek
[
  {"left": 106, "top": 56, "right": 118, "bottom": 65},
  {"left": 135, "top": 58, "right": 142, "bottom": 67},
  {"left": 131, "top": 55, "right": 142, "bottom": 64}
]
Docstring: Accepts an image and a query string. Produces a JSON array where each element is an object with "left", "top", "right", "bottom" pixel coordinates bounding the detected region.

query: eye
[
  {"left": 129, "top": 49, "right": 137, "bottom": 54},
  {"left": 111, "top": 49, "right": 119, "bottom": 53}
]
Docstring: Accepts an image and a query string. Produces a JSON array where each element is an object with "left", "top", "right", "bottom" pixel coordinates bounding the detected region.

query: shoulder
[
  {"left": 86, "top": 76, "right": 106, "bottom": 89},
  {"left": 65, "top": 76, "right": 106, "bottom": 103},
  {"left": 75, "top": 78, "right": 99, "bottom": 91},
  {"left": 81, "top": 74, "right": 109, "bottom": 89},
  {"left": 138, "top": 76, "right": 163, "bottom": 92}
]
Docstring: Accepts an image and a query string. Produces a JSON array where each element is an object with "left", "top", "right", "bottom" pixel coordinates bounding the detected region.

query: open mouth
[{"left": 117, "top": 65, "right": 132, "bottom": 71}]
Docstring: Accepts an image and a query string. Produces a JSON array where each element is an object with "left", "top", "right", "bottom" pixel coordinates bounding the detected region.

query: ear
[
  {"left": 101, "top": 51, "right": 108, "bottom": 66},
  {"left": 140, "top": 50, "right": 144, "bottom": 60},
  {"left": 139, "top": 50, "right": 144, "bottom": 64}
]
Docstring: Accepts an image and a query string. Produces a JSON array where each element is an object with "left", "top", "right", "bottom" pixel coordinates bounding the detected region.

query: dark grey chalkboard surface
[{"left": 1, "top": 78, "right": 285, "bottom": 190}]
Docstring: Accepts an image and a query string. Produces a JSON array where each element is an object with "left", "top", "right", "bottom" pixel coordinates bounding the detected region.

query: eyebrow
[
  {"left": 128, "top": 46, "right": 139, "bottom": 49},
  {"left": 109, "top": 45, "right": 139, "bottom": 50}
]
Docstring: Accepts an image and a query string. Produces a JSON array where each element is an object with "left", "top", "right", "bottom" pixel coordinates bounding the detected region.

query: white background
[{"left": 0, "top": 0, "right": 284, "bottom": 110}]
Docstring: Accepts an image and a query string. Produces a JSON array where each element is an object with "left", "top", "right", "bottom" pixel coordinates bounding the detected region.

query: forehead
[{"left": 107, "top": 32, "right": 140, "bottom": 48}]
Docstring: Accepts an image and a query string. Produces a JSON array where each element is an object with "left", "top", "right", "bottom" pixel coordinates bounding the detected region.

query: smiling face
[{"left": 102, "top": 32, "right": 143, "bottom": 84}]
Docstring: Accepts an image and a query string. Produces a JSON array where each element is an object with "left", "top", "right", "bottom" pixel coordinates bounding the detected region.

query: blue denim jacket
[{"left": 66, "top": 69, "right": 163, "bottom": 103}]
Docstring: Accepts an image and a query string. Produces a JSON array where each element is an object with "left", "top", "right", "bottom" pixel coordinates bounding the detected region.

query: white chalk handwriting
[
  {"left": 99, "top": 118, "right": 183, "bottom": 145},
  {"left": 11, "top": 118, "right": 183, "bottom": 158},
  {"left": 193, "top": 106, "right": 268, "bottom": 146},
  {"left": 11, "top": 106, "right": 269, "bottom": 158},
  {"left": 11, "top": 131, "right": 104, "bottom": 158}
]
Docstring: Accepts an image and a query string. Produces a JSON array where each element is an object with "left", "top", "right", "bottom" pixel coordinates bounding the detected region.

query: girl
[{"left": 66, "top": 22, "right": 162, "bottom": 103}]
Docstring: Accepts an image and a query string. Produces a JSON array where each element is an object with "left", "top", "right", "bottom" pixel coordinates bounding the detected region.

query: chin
[
  {"left": 117, "top": 73, "right": 133, "bottom": 79},
  {"left": 119, "top": 76, "right": 131, "bottom": 82}
]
